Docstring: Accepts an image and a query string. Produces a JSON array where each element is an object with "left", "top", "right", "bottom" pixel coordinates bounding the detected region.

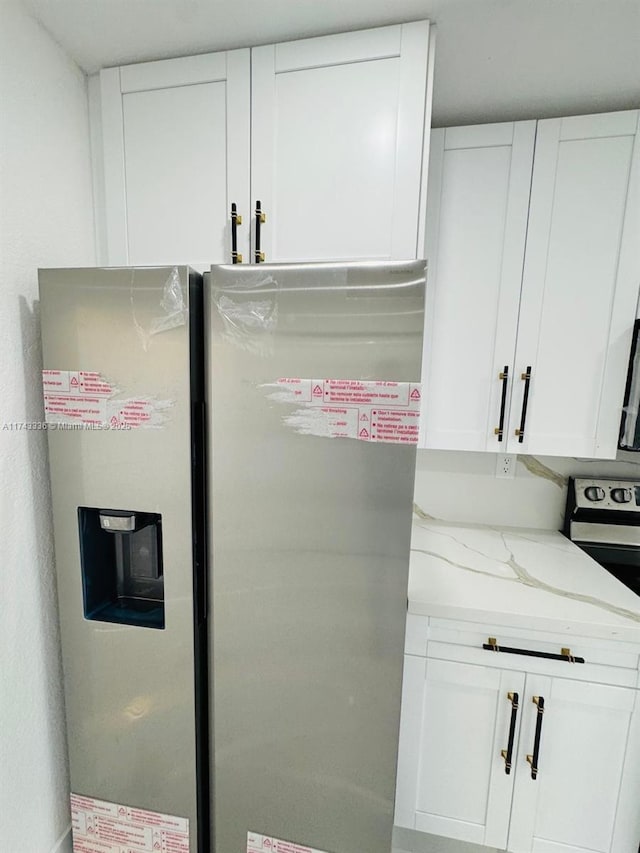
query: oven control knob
[
  {"left": 584, "top": 486, "right": 606, "bottom": 501},
  {"left": 610, "top": 488, "right": 632, "bottom": 504}
]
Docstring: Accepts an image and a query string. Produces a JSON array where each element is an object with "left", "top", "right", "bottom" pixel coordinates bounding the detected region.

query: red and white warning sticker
[
  {"left": 107, "top": 398, "right": 173, "bottom": 430},
  {"left": 71, "top": 793, "right": 189, "bottom": 853},
  {"left": 42, "top": 370, "right": 172, "bottom": 429},
  {"left": 264, "top": 378, "right": 421, "bottom": 445},
  {"left": 247, "top": 831, "right": 329, "bottom": 853}
]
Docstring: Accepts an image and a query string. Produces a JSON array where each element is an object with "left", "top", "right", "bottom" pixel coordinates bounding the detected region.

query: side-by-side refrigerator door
[
  {"left": 39, "top": 266, "right": 206, "bottom": 853},
  {"left": 206, "top": 261, "right": 425, "bottom": 853}
]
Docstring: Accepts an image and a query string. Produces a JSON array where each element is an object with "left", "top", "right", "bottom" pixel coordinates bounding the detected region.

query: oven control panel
[{"left": 573, "top": 478, "right": 640, "bottom": 512}]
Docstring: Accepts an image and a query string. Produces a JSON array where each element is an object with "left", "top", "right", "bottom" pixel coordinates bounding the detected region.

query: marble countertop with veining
[{"left": 409, "top": 517, "right": 640, "bottom": 642}]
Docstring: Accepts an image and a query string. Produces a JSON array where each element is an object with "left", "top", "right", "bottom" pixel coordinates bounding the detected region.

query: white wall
[
  {"left": 414, "top": 451, "right": 640, "bottom": 531},
  {"left": 0, "top": 3, "right": 95, "bottom": 851}
]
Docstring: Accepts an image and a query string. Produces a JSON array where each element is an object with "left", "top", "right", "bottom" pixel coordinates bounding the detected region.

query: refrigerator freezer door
[
  {"left": 207, "top": 261, "right": 425, "bottom": 853},
  {"left": 39, "top": 267, "right": 205, "bottom": 853}
]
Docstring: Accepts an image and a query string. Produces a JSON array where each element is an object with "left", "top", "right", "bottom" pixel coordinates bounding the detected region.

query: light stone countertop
[{"left": 409, "top": 517, "right": 640, "bottom": 643}]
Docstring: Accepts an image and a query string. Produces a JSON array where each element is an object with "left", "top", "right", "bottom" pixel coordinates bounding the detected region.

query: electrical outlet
[{"left": 495, "top": 454, "right": 516, "bottom": 479}]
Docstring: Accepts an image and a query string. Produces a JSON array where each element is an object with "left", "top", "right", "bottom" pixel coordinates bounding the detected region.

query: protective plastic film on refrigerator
[{"left": 39, "top": 260, "right": 425, "bottom": 853}]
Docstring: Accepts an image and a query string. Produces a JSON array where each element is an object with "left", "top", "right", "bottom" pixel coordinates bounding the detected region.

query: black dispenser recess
[{"left": 78, "top": 507, "right": 165, "bottom": 629}]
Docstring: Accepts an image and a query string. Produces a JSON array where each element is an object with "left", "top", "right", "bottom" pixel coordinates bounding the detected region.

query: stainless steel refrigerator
[{"left": 39, "top": 260, "right": 425, "bottom": 853}]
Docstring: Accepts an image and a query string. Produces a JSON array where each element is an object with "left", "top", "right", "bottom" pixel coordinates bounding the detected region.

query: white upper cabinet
[
  {"left": 251, "top": 22, "right": 432, "bottom": 262},
  {"left": 421, "top": 109, "right": 640, "bottom": 459},
  {"left": 93, "top": 22, "right": 433, "bottom": 268},
  {"left": 98, "top": 51, "right": 251, "bottom": 267},
  {"left": 420, "top": 122, "right": 535, "bottom": 450},
  {"left": 509, "top": 111, "right": 640, "bottom": 458}
]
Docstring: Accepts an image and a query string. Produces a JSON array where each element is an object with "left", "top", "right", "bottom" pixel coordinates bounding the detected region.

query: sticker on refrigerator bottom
[
  {"left": 263, "top": 378, "right": 421, "bottom": 445},
  {"left": 248, "top": 831, "right": 330, "bottom": 853},
  {"left": 70, "top": 793, "right": 189, "bottom": 853}
]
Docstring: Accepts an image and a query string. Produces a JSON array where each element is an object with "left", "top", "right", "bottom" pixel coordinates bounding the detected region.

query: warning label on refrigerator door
[
  {"left": 71, "top": 793, "right": 189, "bottom": 853},
  {"left": 263, "top": 378, "right": 421, "bottom": 445},
  {"left": 248, "top": 831, "right": 330, "bottom": 853},
  {"left": 42, "top": 370, "right": 172, "bottom": 429}
]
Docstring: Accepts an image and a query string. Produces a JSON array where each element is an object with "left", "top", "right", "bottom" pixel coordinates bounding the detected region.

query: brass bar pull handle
[
  {"left": 526, "top": 695, "right": 545, "bottom": 780},
  {"left": 515, "top": 366, "right": 532, "bottom": 443},
  {"left": 494, "top": 366, "right": 509, "bottom": 441},
  {"left": 501, "top": 691, "right": 519, "bottom": 774},
  {"left": 255, "top": 200, "right": 266, "bottom": 263},
  {"left": 231, "top": 203, "right": 242, "bottom": 264}
]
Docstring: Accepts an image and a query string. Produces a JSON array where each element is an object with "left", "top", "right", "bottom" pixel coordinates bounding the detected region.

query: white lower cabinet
[
  {"left": 396, "top": 640, "right": 640, "bottom": 852},
  {"left": 508, "top": 677, "right": 639, "bottom": 853},
  {"left": 396, "top": 656, "right": 525, "bottom": 848}
]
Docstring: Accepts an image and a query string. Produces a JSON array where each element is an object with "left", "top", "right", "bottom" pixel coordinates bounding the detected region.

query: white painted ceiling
[{"left": 23, "top": 0, "right": 640, "bottom": 126}]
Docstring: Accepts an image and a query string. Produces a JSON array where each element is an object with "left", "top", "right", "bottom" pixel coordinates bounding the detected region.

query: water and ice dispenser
[{"left": 78, "top": 508, "right": 165, "bottom": 629}]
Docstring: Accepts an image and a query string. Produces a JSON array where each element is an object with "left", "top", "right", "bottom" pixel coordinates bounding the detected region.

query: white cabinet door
[
  {"left": 395, "top": 656, "right": 525, "bottom": 848},
  {"left": 98, "top": 51, "right": 250, "bottom": 267},
  {"left": 508, "top": 110, "right": 640, "bottom": 458},
  {"left": 420, "top": 122, "right": 535, "bottom": 450},
  {"left": 251, "top": 22, "right": 432, "bottom": 263},
  {"left": 508, "top": 677, "right": 639, "bottom": 853}
]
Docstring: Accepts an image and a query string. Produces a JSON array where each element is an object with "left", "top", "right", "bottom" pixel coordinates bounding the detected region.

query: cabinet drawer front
[
  {"left": 428, "top": 640, "right": 638, "bottom": 688},
  {"left": 428, "top": 618, "right": 640, "bottom": 673}
]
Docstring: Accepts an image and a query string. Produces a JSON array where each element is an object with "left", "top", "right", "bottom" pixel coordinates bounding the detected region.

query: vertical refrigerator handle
[{"left": 255, "top": 200, "right": 266, "bottom": 263}]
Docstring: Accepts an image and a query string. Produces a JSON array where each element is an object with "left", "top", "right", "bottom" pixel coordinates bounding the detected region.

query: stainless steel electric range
[{"left": 564, "top": 477, "right": 640, "bottom": 597}]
